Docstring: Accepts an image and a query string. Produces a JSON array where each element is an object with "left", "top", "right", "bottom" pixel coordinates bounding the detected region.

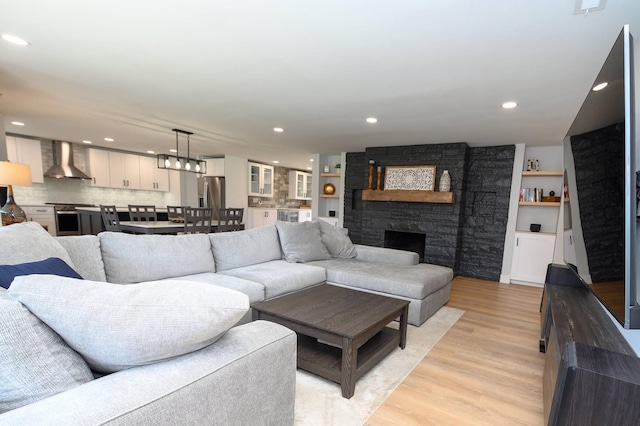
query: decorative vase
[
  {"left": 323, "top": 183, "right": 336, "bottom": 195},
  {"left": 439, "top": 170, "right": 451, "bottom": 192}
]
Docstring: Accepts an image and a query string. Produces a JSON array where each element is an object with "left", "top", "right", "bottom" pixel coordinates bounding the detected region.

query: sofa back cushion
[
  {"left": 99, "top": 232, "right": 216, "bottom": 283},
  {"left": 0, "top": 222, "right": 75, "bottom": 268},
  {"left": 210, "top": 225, "right": 282, "bottom": 272},
  {"left": 0, "top": 289, "right": 93, "bottom": 413},
  {"left": 56, "top": 235, "right": 107, "bottom": 282}
]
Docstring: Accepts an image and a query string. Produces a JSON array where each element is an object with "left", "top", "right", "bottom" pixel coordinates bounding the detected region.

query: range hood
[{"left": 44, "top": 141, "right": 92, "bottom": 180}]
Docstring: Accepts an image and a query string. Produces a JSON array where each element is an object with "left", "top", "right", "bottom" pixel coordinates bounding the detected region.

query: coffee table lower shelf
[{"left": 297, "top": 327, "right": 400, "bottom": 385}]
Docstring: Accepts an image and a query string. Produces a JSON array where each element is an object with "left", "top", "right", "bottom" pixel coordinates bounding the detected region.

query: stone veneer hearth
[{"left": 344, "top": 143, "right": 515, "bottom": 281}]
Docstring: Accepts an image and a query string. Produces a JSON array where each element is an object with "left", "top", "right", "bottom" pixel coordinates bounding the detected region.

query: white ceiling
[{"left": 1, "top": 1, "right": 639, "bottom": 170}]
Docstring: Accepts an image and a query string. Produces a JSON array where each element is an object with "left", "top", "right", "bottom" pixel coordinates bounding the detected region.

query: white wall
[
  {"left": 224, "top": 155, "right": 248, "bottom": 220},
  {"left": 500, "top": 144, "right": 525, "bottom": 283}
]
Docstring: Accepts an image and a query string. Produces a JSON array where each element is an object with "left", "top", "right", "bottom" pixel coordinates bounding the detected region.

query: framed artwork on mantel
[{"left": 384, "top": 165, "right": 436, "bottom": 191}]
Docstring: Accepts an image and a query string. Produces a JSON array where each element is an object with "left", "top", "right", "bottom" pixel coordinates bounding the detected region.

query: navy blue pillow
[{"left": 0, "top": 257, "right": 83, "bottom": 289}]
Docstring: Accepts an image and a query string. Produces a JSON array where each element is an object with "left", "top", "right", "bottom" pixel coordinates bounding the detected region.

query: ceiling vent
[{"left": 574, "top": 0, "right": 606, "bottom": 15}]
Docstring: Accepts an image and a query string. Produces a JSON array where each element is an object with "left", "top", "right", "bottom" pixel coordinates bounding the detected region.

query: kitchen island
[{"left": 77, "top": 207, "right": 169, "bottom": 235}]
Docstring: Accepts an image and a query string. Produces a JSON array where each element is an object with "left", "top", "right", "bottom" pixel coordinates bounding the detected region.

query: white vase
[{"left": 439, "top": 170, "right": 451, "bottom": 192}]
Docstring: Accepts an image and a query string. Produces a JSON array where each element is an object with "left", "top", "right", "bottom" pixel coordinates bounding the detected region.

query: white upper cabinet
[
  {"left": 139, "top": 156, "right": 169, "bottom": 191},
  {"left": 289, "top": 170, "right": 312, "bottom": 200},
  {"left": 109, "top": 152, "right": 140, "bottom": 189},
  {"left": 248, "top": 162, "right": 274, "bottom": 197},
  {"left": 6, "top": 136, "right": 44, "bottom": 183},
  {"left": 85, "top": 148, "right": 111, "bottom": 187}
]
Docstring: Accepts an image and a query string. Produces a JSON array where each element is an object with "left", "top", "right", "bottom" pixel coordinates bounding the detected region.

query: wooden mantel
[{"left": 362, "top": 189, "right": 455, "bottom": 204}]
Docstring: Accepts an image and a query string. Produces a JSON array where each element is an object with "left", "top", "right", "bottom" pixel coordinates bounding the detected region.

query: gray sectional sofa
[{"left": 0, "top": 219, "right": 453, "bottom": 424}]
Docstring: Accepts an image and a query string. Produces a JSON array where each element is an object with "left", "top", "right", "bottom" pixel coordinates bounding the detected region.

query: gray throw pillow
[
  {"left": 0, "top": 221, "right": 76, "bottom": 268},
  {"left": 275, "top": 221, "right": 332, "bottom": 263},
  {"left": 316, "top": 219, "right": 358, "bottom": 258},
  {"left": 0, "top": 289, "right": 93, "bottom": 413},
  {"left": 8, "top": 275, "right": 249, "bottom": 374}
]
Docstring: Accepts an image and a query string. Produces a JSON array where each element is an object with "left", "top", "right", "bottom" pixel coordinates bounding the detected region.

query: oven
[{"left": 47, "top": 203, "right": 95, "bottom": 236}]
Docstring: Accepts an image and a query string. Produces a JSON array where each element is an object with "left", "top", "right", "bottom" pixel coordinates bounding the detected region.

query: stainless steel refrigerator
[{"left": 197, "top": 176, "right": 225, "bottom": 221}]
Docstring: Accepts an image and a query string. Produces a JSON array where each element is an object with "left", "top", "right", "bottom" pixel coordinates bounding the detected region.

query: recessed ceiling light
[
  {"left": 273, "top": 160, "right": 279, "bottom": 164},
  {"left": 306, "top": 167, "right": 312, "bottom": 170},
  {"left": 366, "top": 117, "right": 378, "bottom": 124},
  {"left": 1, "top": 34, "right": 30, "bottom": 46},
  {"left": 104, "top": 137, "right": 114, "bottom": 142},
  {"left": 147, "top": 150, "right": 155, "bottom": 154},
  {"left": 310, "top": 158, "right": 314, "bottom": 162},
  {"left": 10, "top": 121, "right": 24, "bottom": 126},
  {"left": 82, "top": 140, "right": 92, "bottom": 144},
  {"left": 169, "top": 149, "right": 177, "bottom": 153},
  {"left": 593, "top": 82, "right": 608, "bottom": 91},
  {"left": 273, "top": 127, "right": 284, "bottom": 133},
  {"left": 502, "top": 101, "right": 518, "bottom": 109}
]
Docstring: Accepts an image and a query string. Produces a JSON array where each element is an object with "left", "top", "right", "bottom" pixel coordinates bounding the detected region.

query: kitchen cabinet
[
  {"left": 298, "top": 209, "right": 312, "bottom": 222},
  {"left": 510, "top": 231, "right": 556, "bottom": 285},
  {"left": 6, "top": 136, "right": 44, "bottom": 183},
  {"left": 248, "top": 208, "right": 277, "bottom": 229},
  {"left": 85, "top": 148, "right": 111, "bottom": 187},
  {"left": 109, "top": 152, "right": 140, "bottom": 189},
  {"left": 289, "top": 171, "right": 312, "bottom": 200},
  {"left": 248, "top": 163, "right": 274, "bottom": 197},
  {"left": 204, "top": 158, "right": 225, "bottom": 176},
  {"left": 24, "top": 206, "right": 56, "bottom": 236},
  {"left": 139, "top": 156, "right": 169, "bottom": 191}
]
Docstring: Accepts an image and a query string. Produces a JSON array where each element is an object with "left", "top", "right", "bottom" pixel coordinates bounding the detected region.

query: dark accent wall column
[
  {"left": 457, "top": 145, "right": 515, "bottom": 281},
  {"left": 343, "top": 152, "right": 365, "bottom": 243}
]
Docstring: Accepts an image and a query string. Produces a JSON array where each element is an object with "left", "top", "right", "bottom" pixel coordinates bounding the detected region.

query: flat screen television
[{"left": 563, "top": 25, "right": 639, "bottom": 328}]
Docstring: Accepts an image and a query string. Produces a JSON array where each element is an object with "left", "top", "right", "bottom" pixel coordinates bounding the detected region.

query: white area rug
[{"left": 294, "top": 306, "right": 465, "bottom": 426}]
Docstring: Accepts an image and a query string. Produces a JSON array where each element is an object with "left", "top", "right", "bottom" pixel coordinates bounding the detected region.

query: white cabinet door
[
  {"left": 248, "top": 208, "right": 277, "bottom": 228},
  {"left": 289, "top": 171, "right": 312, "bottom": 200},
  {"left": 205, "top": 158, "right": 225, "bottom": 176},
  {"left": 109, "top": 152, "right": 140, "bottom": 189},
  {"left": 511, "top": 232, "right": 556, "bottom": 284},
  {"left": 139, "top": 156, "right": 169, "bottom": 191},
  {"left": 6, "top": 136, "right": 44, "bottom": 183},
  {"left": 24, "top": 206, "right": 56, "bottom": 236},
  {"left": 85, "top": 148, "right": 111, "bottom": 187},
  {"left": 248, "top": 163, "right": 274, "bottom": 197}
]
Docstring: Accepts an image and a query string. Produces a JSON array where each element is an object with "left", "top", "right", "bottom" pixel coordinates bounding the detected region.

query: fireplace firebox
[{"left": 384, "top": 230, "right": 426, "bottom": 262}]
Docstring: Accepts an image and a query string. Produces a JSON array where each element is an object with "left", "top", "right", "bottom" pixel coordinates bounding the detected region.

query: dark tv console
[{"left": 541, "top": 264, "right": 640, "bottom": 425}]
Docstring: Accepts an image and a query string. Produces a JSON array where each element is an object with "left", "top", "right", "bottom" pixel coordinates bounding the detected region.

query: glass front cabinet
[{"left": 248, "top": 162, "right": 274, "bottom": 197}]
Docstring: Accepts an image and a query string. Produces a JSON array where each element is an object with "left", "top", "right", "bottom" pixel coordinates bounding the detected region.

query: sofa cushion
[
  {"left": 99, "top": 232, "right": 216, "bottom": 283},
  {"left": 209, "top": 225, "right": 282, "bottom": 272},
  {"left": 178, "top": 272, "right": 266, "bottom": 304},
  {"left": 56, "top": 235, "right": 107, "bottom": 282},
  {"left": 0, "top": 289, "right": 93, "bottom": 413},
  {"left": 275, "top": 221, "right": 331, "bottom": 263},
  {"left": 316, "top": 219, "right": 357, "bottom": 258},
  {"left": 0, "top": 221, "right": 75, "bottom": 268},
  {"left": 8, "top": 275, "right": 249, "bottom": 374},
  {"left": 308, "top": 258, "right": 453, "bottom": 300},
  {"left": 0, "top": 257, "right": 82, "bottom": 289},
  {"left": 220, "top": 260, "right": 326, "bottom": 299}
]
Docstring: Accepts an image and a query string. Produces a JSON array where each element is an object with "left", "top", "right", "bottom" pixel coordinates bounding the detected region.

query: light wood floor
[{"left": 366, "top": 276, "right": 546, "bottom": 425}]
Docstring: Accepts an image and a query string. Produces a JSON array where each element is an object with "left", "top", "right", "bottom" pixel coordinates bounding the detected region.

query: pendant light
[{"left": 157, "top": 129, "right": 207, "bottom": 174}]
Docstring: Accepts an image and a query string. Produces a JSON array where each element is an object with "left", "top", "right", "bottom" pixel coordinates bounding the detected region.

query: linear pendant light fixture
[{"left": 157, "top": 128, "right": 207, "bottom": 174}]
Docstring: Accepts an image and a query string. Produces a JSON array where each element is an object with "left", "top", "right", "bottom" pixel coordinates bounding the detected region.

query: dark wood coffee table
[{"left": 252, "top": 284, "right": 409, "bottom": 398}]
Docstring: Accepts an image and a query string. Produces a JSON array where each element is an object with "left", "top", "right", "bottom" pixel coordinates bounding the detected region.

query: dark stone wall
[
  {"left": 571, "top": 123, "right": 625, "bottom": 282},
  {"left": 457, "top": 145, "right": 516, "bottom": 281},
  {"left": 343, "top": 142, "right": 516, "bottom": 280}
]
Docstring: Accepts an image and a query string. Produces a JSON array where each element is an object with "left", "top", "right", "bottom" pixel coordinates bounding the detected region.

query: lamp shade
[{"left": 0, "top": 161, "right": 33, "bottom": 187}]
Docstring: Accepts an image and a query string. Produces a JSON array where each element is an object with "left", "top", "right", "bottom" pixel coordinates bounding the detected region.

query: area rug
[{"left": 294, "top": 306, "right": 465, "bottom": 425}]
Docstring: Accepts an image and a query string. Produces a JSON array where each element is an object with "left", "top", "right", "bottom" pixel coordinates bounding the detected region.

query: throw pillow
[
  {"left": 275, "top": 221, "right": 332, "bottom": 263},
  {"left": 8, "top": 275, "right": 250, "bottom": 373},
  {"left": 0, "top": 221, "right": 76, "bottom": 268},
  {"left": 0, "top": 257, "right": 83, "bottom": 289},
  {"left": 316, "top": 219, "right": 358, "bottom": 258},
  {"left": 0, "top": 289, "right": 93, "bottom": 414}
]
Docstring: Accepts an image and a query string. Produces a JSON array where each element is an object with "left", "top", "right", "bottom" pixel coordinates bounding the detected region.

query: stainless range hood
[{"left": 44, "top": 141, "right": 92, "bottom": 180}]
